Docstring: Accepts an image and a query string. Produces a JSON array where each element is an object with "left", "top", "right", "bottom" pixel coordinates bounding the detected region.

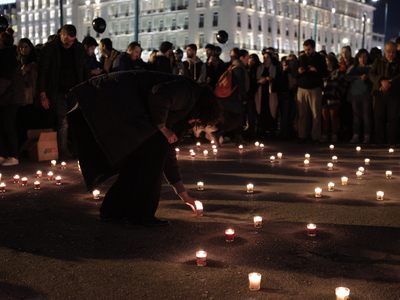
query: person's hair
[
  {"left": 100, "top": 38, "right": 112, "bottom": 50},
  {"left": 82, "top": 36, "right": 98, "bottom": 47},
  {"left": 17, "top": 38, "right": 37, "bottom": 63},
  {"left": 319, "top": 50, "right": 327, "bottom": 57},
  {"left": 159, "top": 41, "right": 173, "bottom": 53},
  {"left": 5, "top": 27, "right": 14, "bottom": 36},
  {"left": 0, "top": 32, "right": 14, "bottom": 47},
  {"left": 286, "top": 53, "right": 298, "bottom": 61},
  {"left": 214, "top": 46, "right": 222, "bottom": 57},
  {"left": 230, "top": 47, "right": 240, "bottom": 59},
  {"left": 60, "top": 24, "right": 77, "bottom": 37},
  {"left": 248, "top": 53, "right": 261, "bottom": 72},
  {"left": 186, "top": 43, "right": 197, "bottom": 52},
  {"left": 263, "top": 51, "right": 274, "bottom": 61},
  {"left": 47, "top": 34, "right": 57, "bottom": 43},
  {"left": 205, "top": 44, "right": 215, "bottom": 51},
  {"left": 342, "top": 45, "right": 351, "bottom": 54},
  {"left": 385, "top": 41, "right": 396, "bottom": 49},
  {"left": 175, "top": 48, "right": 183, "bottom": 56},
  {"left": 238, "top": 49, "right": 249, "bottom": 58},
  {"left": 303, "top": 39, "right": 315, "bottom": 48},
  {"left": 370, "top": 47, "right": 382, "bottom": 56},
  {"left": 395, "top": 36, "right": 400, "bottom": 45},
  {"left": 266, "top": 47, "right": 275, "bottom": 53},
  {"left": 326, "top": 54, "right": 339, "bottom": 70},
  {"left": 127, "top": 41, "right": 141, "bottom": 52},
  {"left": 195, "top": 83, "right": 223, "bottom": 127},
  {"left": 354, "top": 48, "right": 372, "bottom": 67}
]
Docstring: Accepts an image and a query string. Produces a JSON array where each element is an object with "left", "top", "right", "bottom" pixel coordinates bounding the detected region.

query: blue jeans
[{"left": 351, "top": 93, "right": 372, "bottom": 136}]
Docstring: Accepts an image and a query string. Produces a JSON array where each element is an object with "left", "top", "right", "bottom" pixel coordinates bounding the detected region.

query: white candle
[
  {"left": 332, "top": 156, "right": 337, "bottom": 163},
  {"left": 246, "top": 184, "right": 254, "bottom": 194},
  {"left": 211, "top": 145, "right": 217, "bottom": 149},
  {"left": 253, "top": 216, "right": 262, "bottom": 228},
  {"left": 92, "top": 189, "right": 100, "bottom": 199},
  {"left": 196, "top": 142, "right": 201, "bottom": 148},
  {"left": 277, "top": 152, "right": 282, "bottom": 159},
  {"left": 248, "top": 272, "right": 261, "bottom": 291},
  {"left": 327, "top": 163, "right": 333, "bottom": 171},
  {"left": 307, "top": 223, "right": 317, "bottom": 236},
  {"left": 210, "top": 140, "right": 215, "bottom": 145},
  {"left": 335, "top": 287, "right": 350, "bottom": 300},
  {"left": 213, "top": 148, "right": 218, "bottom": 155},
  {"left": 255, "top": 141, "right": 259, "bottom": 147},
  {"left": 364, "top": 158, "right": 370, "bottom": 165},
  {"left": 47, "top": 171, "right": 53, "bottom": 180},
  {"left": 189, "top": 149, "right": 194, "bottom": 153},
  {"left": 36, "top": 170, "right": 42, "bottom": 178},
  {"left": 238, "top": 144, "right": 244, "bottom": 151},
  {"left": 358, "top": 167, "right": 365, "bottom": 174},
  {"left": 13, "top": 175, "right": 20, "bottom": 184},
  {"left": 376, "top": 191, "right": 384, "bottom": 201},
  {"left": 304, "top": 159, "right": 309, "bottom": 167},
  {"left": 315, "top": 187, "right": 322, "bottom": 197},
  {"left": 195, "top": 200, "right": 203, "bottom": 216},
  {"left": 203, "top": 150, "right": 208, "bottom": 156},
  {"left": 34, "top": 181, "right": 40, "bottom": 190},
  {"left": 61, "top": 161, "right": 67, "bottom": 169},
  {"left": 225, "top": 229, "right": 235, "bottom": 242},
  {"left": 21, "top": 177, "right": 28, "bottom": 186},
  {"left": 356, "top": 171, "right": 362, "bottom": 179},
  {"left": 55, "top": 176, "right": 62, "bottom": 185},
  {"left": 328, "top": 182, "right": 335, "bottom": 191},
  {"left": 196, "top": 250, "right": 207, "bottom": 266},
  {"left": 270, "top": 156, "right": 275, "bottom": 163},
  {"left": 197, "top": 181, "right": 204, "bottom": 191},
  {"left": 51, "top": 159, "right": 57, "bottom": 166},
  {"left": 389, "top": 148, "right": 394, "bottom": 153},
  {"left": 341, "top": 177, "right": 348, "bottom": 185},
  {"left": 175, "top": 148, "right": 180, "bottom": 154},
  {"left": 259, "top": 143, "right": 264, "bottom": 150},
  {"left": 190, "top": 152, "right": 196, "bottom": 158},
  {"left": 329, "top": 144, "right": 334, "bottom": 150},
  {"left": 356, "top": 146, "right": 361, "bottom": 152},
  {"left": 0, "top": 182, "right": 6, "bottom": 192},
  {"left": 305, "top": 153, "right": 310, "bottom": 160},
  {"left": 386, "top": 170, "right": 392, "bottom": 179}
]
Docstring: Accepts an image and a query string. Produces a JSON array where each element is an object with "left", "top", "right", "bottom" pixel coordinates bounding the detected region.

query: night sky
[{"left": 372, "top": 0, "right": 400, "bottom": 41}]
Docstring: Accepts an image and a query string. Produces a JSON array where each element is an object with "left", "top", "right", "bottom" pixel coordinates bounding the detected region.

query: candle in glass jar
[
  {"left": 277, "top": 152, "right": 282, "bottom": 159},
  {"left": 270, "top": 156, "right": 275, "bottom": 163},
  {"left": 356, "top": 146, "right": 361, "bottom": 152},
  {"left": 253, "top": 216, "right": 262, "bottom": 228},
  {"left": 210, "top": 140, "right": 215, "bottom": 145},
  {"left": 376, "top": 191, "right": 384, "bottom": 201},
  {"left": 328, "top": 182, "right": 334, "bottom": 191},
  {"left": 259, "top": 143, "right": 264, "bottom": 150},
  {"left": 364, "top": 158, "right": 370, "bottom": 165},
  {"left": 246, "top": 184, "right": 254, "bottom": 193},
  {"left": 304, "top": 159, "right": 309, "bottom": 167},
  {"left": 341, "top": 177, "right": 348, "bottom": 185},
  {"left": 175, "top": 148, "right": 180, "bottom": 154},
  {"left": 61, "top": 161, "right": 67, "bottom": 169},
  {"left": 92, "top": 189, "right": 100, "bottom": 199},
  {"left": 332, "top": 156, "right": 338, "bottom": 163},
  {"left": 386, "top": 170, "right": 392, "bottom": 179},
  {"left": 190, "top": 152, "right": 196, "bottom": 158},
  {"left": 51, "top": 160, "right": 57, "bottom": 166},
  {"left": 34, "top": 181, "right": 40, "bottom": 190},
  {"left": 196, "top": 250, "right": 207, "bottom": 266},
  {"left": 47, "top": 171, "right": 53, "bottom": 180},
  {"left": 0, "top": 182, "right": 6, "bottom": 192},
  {"left": 327, "top": 163, "right": 333, "bottom": 171},
  {"left": 255, "top": 141, "right": 259, "bottom": 147},
  {"left": 305, "top": 153, "right": 310, "bottom": 160},
  {"left": 36, "top": 170, "right": 42, "bottom": 178},
  {"left": 55, "top": 176, "right": 62, "bottom": 185},
  {"left": 196, "top": 142, "right": 201, "bottom": 148},
  {"left": 329, "top": 144, "right": 334, "bottom": 150},
  {"left": 358, "top": 167, "right": 365, "bottom": 174},
  {"left": 212, "top": 145, "right": 217, "bottom": 150},
  {"left": 197, "top": 181, "right": 204, "bottom": 191},
  {"left": 225, "top": 229, "right": 234, "bottom": 242},
  {"left": 195, "top": 200, "right": 203, "bottom": 216},
  {"left": 213, "top": 148, "right": 218, "bottom": 155},
  {"left": 13, "top": 175, "right": 20, "bottom": 184},
  {"left": 238, "top": 145, "right": 243, "bottom": 151},
  {"left": 248, "top": 272, "right": 261, "bottom": 291},
  {"left": 21, "top": 177, "right": 28, "bottom": 186},
  {"left": 356, "top": 171, "right": 362, "bottom": 179},
  {"left": 203, "top": 150, "right": 208, "bottom": 156},
  {"left": 314, "top": 187, "right": 322, "bottom": 197},
  {"left": 307, "top": 223, "right": 317, "bottom": 236},
  {"left": 335, "top": 287, "right": 350, "bottom": 300},
  {"left": 389, "top": 148, "right": 394, "bottom": 154}
]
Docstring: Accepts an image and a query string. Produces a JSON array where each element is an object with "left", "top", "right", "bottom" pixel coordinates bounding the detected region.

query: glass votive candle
[
  {"left": 304, "top": 159, "right": 309, "bottom": 167},
  {"left": 277, "top": 152, "right": 282, "bottom": 159},
  {"left": 305, "top": 153, "right": 310, "bottom": 160},
  {"left": 197, "top": 181, "right": 204, "bottom": 191},
  {"left": 13, "top": 175, "right": 20, "bottom": 184},
  {"left": 0, "top": 182, "right": 6, "bottom": 192},
  {"left": 389, "top": 148, "right": 394, "bottom": 154},
  {"left": 213, "top": 149, "right": 218, "bottom": 155},
  {"left": 376, "top": 191, "right": 384, "bottom": 201},
  {"left": 254, "top": 141, "right": 259, "bottom": 147},
  {"left": 175, "top": 148, "right": 180, "bottom": 154},
  {"left": 225, "top": 229, "right": 235, "bottom": 242},
  {"left": 364, "top": 158, "right": 370, "bottom": 165},
  {"left": 34, "top": 181, "right": 40, "bottom": 190},
  {"left": 253, "top": 216, "right": 262, "bottom": 228},
  {"left": 55, "top": 176, "right": 62, "bottom": 185},
  {"left": 196, "top": 142, "right": 201, "bottom": 148},
  {"left": 386, "top": 170, "right": 392, "bottom": 179},
  {"left": 341, "top": 177, "right": 348, "bottom": 185},
  {"left": 195, "top": 200, "right": 203, "bottom": 216},
  {"left": 315, "top": 187, "right": 322, "bottom": 197},
  {"left": 259, "top": 143, "right": 264, "bottom": 150},
  {"left": 327, "top": 163, "right": 333, "bottom": 171},
  {"left": 329, "top": 144, "right": 334, "bottom": 150},
  {"left": 335, "top": 287, "right": 350, "bottom": 300},
  {"left": 238, "top": 145, "right": 244, "bottom": 151},
  {"left": 358, "top": 167, "right": 365, "bottom": 174},
  {"left": 248, "top": 272, "right": 261, "bottom": 291},
  {"left": 51, "top": 159, "right": 57, "bottom": 166},
  {"left": 190, "top": 152, "right": 196, "bottom": 158},
  {"left": 270, "top": 156, "right": 275, "bottom": 163},
  {"left": 356, "top": 146, "right": 361, "bottom": 152},
  {"left": 212, "top": 145, "right": 217, "bottom": 150},
  {"left": 92, "top": 189, "right": 100, "bottom": 199},
  {"left": 210, "top": 140, "right": 215, "bottom": 145},
  {"left": 307, "top": 223, "right": 317, "bottom": 236},
  {"left": 328, "top": 182, "right": 335, "bottom": 191},
  {"left": 189, "top": 149, "right": 194, "bottom": 153},
  {"left": 246, "top": 183, "right": 254, "bottom": 193},
  {"left": 203, "top": 150, "right": 208, "bottom": 156},
  {"left": 356, "top": 171, "right": 362, "bottom": 179},
  {"left": 332, "top": 156, "right": 337, "bottom": 163},
  {"left": 196, "top": 250, "right": 207, "bottom": 266},
  {"left": 47, "top": 171, "right": 53, "bottom": 180},
  {"left": 36, "top": 170, "right": 42, "bottom": 178},
  {"left": 21, "top": 177, "right": 28, "bottom": 186},
  {"left": 61, "top": 161, "right": 67, "bottom": 169}
]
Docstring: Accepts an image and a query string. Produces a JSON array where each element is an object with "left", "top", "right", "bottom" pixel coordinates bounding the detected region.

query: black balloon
[
  {"left": 92, "top": 17, "right": 106, "bottom": 34},
  {"left": 0, "top": 16, "right": 9, "bottom": 33},
  {"left": 216, "top": 30, "right": 228, "bottom": 44}
]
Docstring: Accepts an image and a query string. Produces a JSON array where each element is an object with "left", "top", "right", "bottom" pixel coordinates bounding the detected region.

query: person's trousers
[
  {"left": 374, "top": 92, "right": 400, "bottom": 145},
  {"left": 297, "top": 87, "right": 322, "bottom": 140},
  {"left": 0, "top": 104, "right": 19, "bottom": 158},
  {"left": 321, "top": 106, "right": 340, "bottom": 136},
  {"left": 351, "top": 94, "right": 372, "bottom": 136},
  {"left": 55, "top": 93, "right": 70, "bottom": 155},
  {"left": 100, "top": 131, "right": 170, "bottom": 221}
]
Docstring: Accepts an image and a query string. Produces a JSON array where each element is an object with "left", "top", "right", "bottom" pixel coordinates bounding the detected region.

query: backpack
[{"left": 214, "top": 65, "right": 239, "bottom": 98}]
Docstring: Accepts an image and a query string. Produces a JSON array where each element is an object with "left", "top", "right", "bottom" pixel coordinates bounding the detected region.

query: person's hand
[
  {"left": 361, "top": 74, "right": 367, "bottom": 81},
  {"left": 177, "top": 191, "right": 197, "bottom": 212},
  {"left": 40, "top": 95, "right": 50, "bottom": 109},
  {"left": 308, "top": 65, "right": 317, "bottom": 72},
  {"left": 159, "top": 126, "right": 178, "bottom": 143},
  {"left": 258, "top": 77, "right": 267, "bottom": 84},
  {"left": 91, "top": 69, "right": 103, "bottom": 75},
  {"left": 298, "top": 67, "right": 306, "bottom": 74},
  {"left": 380, "top": 79, "right": 392, "bottom": 92}
]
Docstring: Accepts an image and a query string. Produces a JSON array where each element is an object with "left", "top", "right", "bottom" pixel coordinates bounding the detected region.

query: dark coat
[
  {"left": 111, "top": 52, "right": 148, "bottom": 72},
  {"left": 369, "top": 56, "right": 400, "bottom": 97},
  {"left": 68, "top": 71, "right": 201, "bottom": 190},
  {"left": 297, "top": 52, "right": 328, "bottom": 89}
]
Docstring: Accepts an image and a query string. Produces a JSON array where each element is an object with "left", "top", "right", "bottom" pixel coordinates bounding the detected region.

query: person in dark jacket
[
  {"left": 148, "top": 41, "right": 173, "bottom": 74},
  {"left": 99, "top": 38, "right": 120, "bottom": 74},
  {"left": 82, "top": 36, "right": 103, "bottom": 77},
  {"left": 68, "top": 71, "right": 222, "bottom": 227},
  {"left": 112, "top": 42, "right": 147, "bottom": 72}
]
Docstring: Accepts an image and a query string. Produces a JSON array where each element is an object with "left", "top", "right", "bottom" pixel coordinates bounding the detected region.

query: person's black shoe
[
  {"left": 99, "top": 213, "right": 125, "bottom": 223},
  {"left": 126, "top": 217, "right": 170, "bottom": 228}
]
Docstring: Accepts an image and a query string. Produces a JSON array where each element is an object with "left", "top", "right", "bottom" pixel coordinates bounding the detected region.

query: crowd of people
[{"left": 1, "top": 24, "right": 400, "bottom": 168}]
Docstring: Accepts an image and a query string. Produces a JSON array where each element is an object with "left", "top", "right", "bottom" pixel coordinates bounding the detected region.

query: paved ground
[{"left": 0, "top": 140, "right": 399, "bottom": 300}]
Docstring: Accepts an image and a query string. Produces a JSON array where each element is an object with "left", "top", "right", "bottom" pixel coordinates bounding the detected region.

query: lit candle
[
  {"left": 277, "top": 152, "right": 282, "bottom": 159},
  {"left": 376, "top": 191, "right": 384, "bottom": 201},
  {"left": 305, "top": 153, "right": 310, "bottom": 160},
  {"left": 61, "top": 161, "right": 67, "bottom": 169},
  {"left": 270, "top": 156, "right": 275, "bottom": 163},
  {"left": 189, "top": 149, "right": 194, "bottom": 153},
  {"left": 246, "top": 183, "right": 254, "bottom": 193},
  {"left": 327, "top": 163, "right": 333, "bottom": 171},
  {"left": 196, "top": 250, "right": 207, "bottom": 267},
  {"left": 358, "top": 167, "right": 365, "bottom": 174},
  {"left": 386, "top": 170, "right": 392, "bottom": 179},
  {"left": 51, "top": 160, "right": 57, "bottom": 166},
  {"left": 203, "top": 150, "right": 208, "bottom": 156},
  {"left": 356, "top": 171, "right": 362, "bottom": 179},
  {"left": 248, "top": 272, "right": 261, "bottom": 291},
  {"left": 314, "top": 187, "right": 322, "bottom": 197},
  {"left": 197, "top": 181, "right": 204, "bottom": 191},
  {"left": 253, "top": 216, "right": 262, "bottom": 228},
  {"left": 195, "top": 200, "right": 203, "bottom": 216},
  {"left": 21, "top": 177, "right": 28, "bottom": 186},
  {"left": 211, "top": 145, "right": 217, "bottom": 150},
  {"left": 225, "top": 229, "right": 235, "bottom": 242},
  {"left": 238, "top": 144, "right": 243, "bottom": 151},
  {"left": 55, "top": 176, "right": 62, "bottom": 185},
  {"left": 13, "top": 175, "right": 20, "bottom": 184},
  {"left": 389, "top": 148, "right": 394, "bottom": 154},
  {"left": 210, "top": 140, "right": 215, "bottom": 145},
  {"left": 341, "top": 177, "right": 348, "bottom": 185},
  {"left": 356, "top": 146, "right": 361, "bottom": 152},
  {"left": 0, "top": 182, "right": 6, "bottom": 192},
  {"left": 0, "top": 173, "right": 2, "bottom": 181},
  {"left": 47, "top": 171, "right": 53, "bottom": 180},
  {"left": 329, "top": 144, "right": 334, "bottom": 150},
  {"left": 328, "top": 182, "right": 335, "bottom": 191},
  {"left": 307, "top": 223, "right": 317, "bottom": 236},
  {"left": 175, "top": 148, "right": 180, "bottom": 154},
  {"left": 335, "top": 287, "right": 350, "bottom": 300},
  {"left": 36, "top": 170, "right": 42, "bottom": 178},
  {"left": 304, "top": 159, "right": 309, "bottom": 167},
  {"left": 259, "top": 143, "right": 264, "bottom": 150},
  {"left": 196, "top": 142, "right": 201, "bottom": 148},
  {"left": 77, "top": 160, "right": 81, "bottom": 172},
  {"left": 255, "top": 141, "right": 259, "bottom": 147},
  {"left": 190, "top": 152, "right": 196, "bottom": 158},
  {"left": 92, "top": 189, "right": 100, "bottom": 199},
  {"left": 332, "top": 156, "right": 337, "bottom": 163},
  {"left": 364, "top": 158, "right": 370, "bottom": 165},
  {"left": 213, "top": 148, "right": 218, "bottom": 155},
  {"left": 34, "top": 181, "right": 40, "bottom": 190}
]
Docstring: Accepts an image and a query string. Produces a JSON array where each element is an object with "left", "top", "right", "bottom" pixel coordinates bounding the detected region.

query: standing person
[
  {"left": 112, "top": 42, "right": 147, "bottom": 72},
  {"left": 369, "top": 42, "right": 400, "bottom": 147},
  {"left": 205, "top": 48, "right": 225, "bottom": 90},
  {"left": 38, "top": 24, "right": 91, "bottom": 160},
  {"left": 296, "top": 39, "right": 328, "bottom": 143},
  {"left": 183, "top": 44, "right": 206, "bottom": 83},
  {"left": 68, "top": 71, "right": 222, "bottom": 227},
  {"left": 82, "top": 36, "right": 103, "bottom": 77},
  {"left": 345, "top": 49, "right": 373, "bottom": 144},
  {"left": 339, "top": 46, "right": 354, "bottom": 72},
  {"left": 173, "top": 48, "right": 185, "bottom": 75},
  {"left": 99, "top": 38, "right": 120, "bottom": 74},
  {"left": 148, "top": 41, "right": 173, "bottom": 73}
]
